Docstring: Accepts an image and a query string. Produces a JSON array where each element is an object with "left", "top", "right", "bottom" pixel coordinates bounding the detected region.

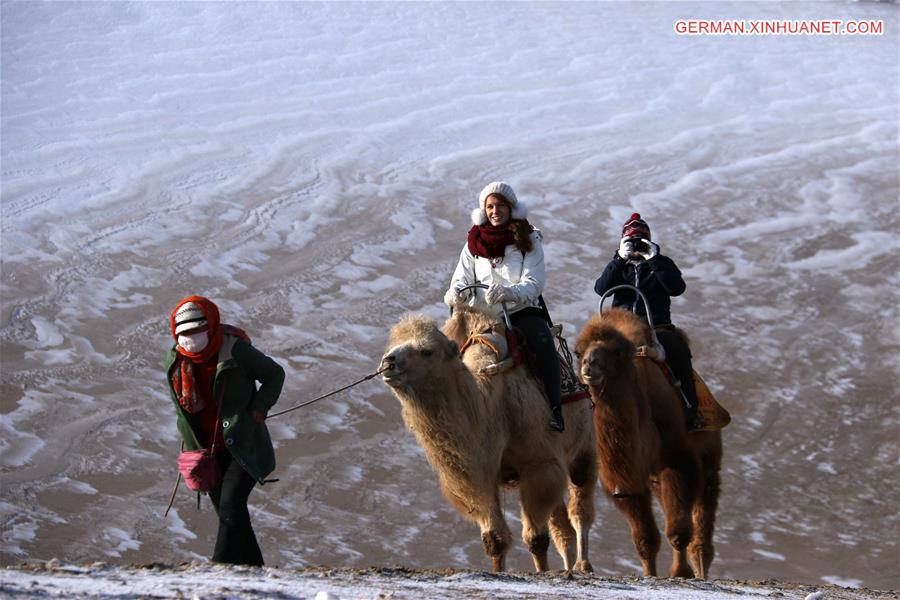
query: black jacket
[{"left": 593, "top": 253, "right": 686, "bottom": 326}]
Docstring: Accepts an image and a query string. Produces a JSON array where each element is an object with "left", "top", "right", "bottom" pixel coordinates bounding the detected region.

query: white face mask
[{"left": 178, "top": 331, "right": 209, "bottom": 353}]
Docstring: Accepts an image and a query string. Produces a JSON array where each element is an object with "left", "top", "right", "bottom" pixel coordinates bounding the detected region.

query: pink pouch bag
[
  {"left": 164, "top": 386, "right": 226, "bottom": 516},
  {"left": 177, "top": 384, "right": 224, "bottom": 493},
  {"left": 177, "top": 449, "right": 221, "bottom": 492}
]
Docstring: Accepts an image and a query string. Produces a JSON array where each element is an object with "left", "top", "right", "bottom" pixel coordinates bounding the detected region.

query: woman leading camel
[
  {"left": 165, "top": 295, "right": 285, "bottom": 566},
  {"left": 444, "top": 181, "right": 564, "bottom": 433}
]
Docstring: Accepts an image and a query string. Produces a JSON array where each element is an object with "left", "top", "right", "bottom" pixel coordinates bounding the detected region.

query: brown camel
[
  {"left": 380, "top": 306, "right": 596, "bottom": 573},
  {"left": 574, "top": 308, "right": 723, "bottom": 579}
]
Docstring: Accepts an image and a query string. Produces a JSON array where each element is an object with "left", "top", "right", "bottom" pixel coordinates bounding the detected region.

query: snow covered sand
[
  {"left": 1, "top": 0, "right": 898, "bottom": 593},
  {"left": 2, "top": 562, "right": 897, "bottom": 600}
]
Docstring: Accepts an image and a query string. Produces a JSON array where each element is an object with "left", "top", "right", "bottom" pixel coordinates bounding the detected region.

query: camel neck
[
  {"left": 401, "top": 363, "right": 482, "bottom": 424},
  {"left": 592, "top": 376, "right": 642, "bottom": 428},
  {"left": 397, "top": 363, "right": 488, "bottom": 468}
]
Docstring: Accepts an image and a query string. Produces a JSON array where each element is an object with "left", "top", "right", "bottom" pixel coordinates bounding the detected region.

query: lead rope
[{"left": 267, "top": 365, "right": 393, "bottom": 419}]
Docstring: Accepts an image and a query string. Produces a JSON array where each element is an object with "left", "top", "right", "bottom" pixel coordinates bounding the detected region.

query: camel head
[
  {"left": 575, "top": 309, "right": 649, "bottom": 387},
  {"left": 381, "top": 314, "right": 460, "bottom": 392}
]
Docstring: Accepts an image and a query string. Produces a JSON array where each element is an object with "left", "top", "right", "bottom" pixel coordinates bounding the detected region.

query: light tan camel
[
  {"left": 380, "top": 306, "right": 596, "bottom": 573},
  {"left": 574, "top": 308, "right": 723, "bottom": 579}
]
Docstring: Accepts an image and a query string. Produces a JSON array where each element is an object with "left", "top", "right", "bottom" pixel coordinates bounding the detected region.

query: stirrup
[
  {"left": 549, "top": 407, "right": 565, "bottom": 433},
  {"left": 686, "top": 414, "right": 705, "bottom": 433}
]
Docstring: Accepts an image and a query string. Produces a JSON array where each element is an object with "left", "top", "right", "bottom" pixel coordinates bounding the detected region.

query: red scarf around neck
[
  {"left": 170, "top": 323, "right": 251, "bottom": 414},
  {"left": 467, "top": 222, "right": 518, "bottom": 259}
]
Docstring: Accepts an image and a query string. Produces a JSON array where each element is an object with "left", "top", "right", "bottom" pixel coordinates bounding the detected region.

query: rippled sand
[{"left": 1, "top": 1, "right": 898, "bottom": 590}]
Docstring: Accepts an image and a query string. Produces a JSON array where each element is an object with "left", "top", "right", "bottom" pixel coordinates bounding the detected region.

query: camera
[{"left": 625, "top": 237, "right": 649, "bottom": 253}]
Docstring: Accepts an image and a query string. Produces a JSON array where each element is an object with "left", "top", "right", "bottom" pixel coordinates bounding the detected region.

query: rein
[
  {"left": 459, "top": 328, "right": 503, "bottom": 359},
  {"left": 268, "top": 365, "right": 393, "bottom": 419}
]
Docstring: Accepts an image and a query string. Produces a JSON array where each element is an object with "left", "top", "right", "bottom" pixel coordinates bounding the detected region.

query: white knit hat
[
  {"left": 471, "top": 181, "right": 529, "bottom": 225},
  {"left": 174, "top": 301, "right": 208, "bottom": 334}
]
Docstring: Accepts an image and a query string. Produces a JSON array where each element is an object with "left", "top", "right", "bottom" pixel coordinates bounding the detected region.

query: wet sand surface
[{"left": 1, "top": 1, "right": 898, "bottom": 591}]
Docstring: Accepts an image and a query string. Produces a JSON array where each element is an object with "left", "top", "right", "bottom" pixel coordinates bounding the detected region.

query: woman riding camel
[
  {"left": 165, "top": 295, "right": 285, "bottom": 565},
  {"left": 593, "top": 213, "right": 702, "bottom": 431},
  {"left": 444, "top": 181, "right": 564, "bottom": 433}
]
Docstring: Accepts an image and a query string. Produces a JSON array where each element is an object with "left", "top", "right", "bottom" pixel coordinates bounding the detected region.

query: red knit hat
[{"left": 622, "top": 213, "right": 651, "bottom": 241}]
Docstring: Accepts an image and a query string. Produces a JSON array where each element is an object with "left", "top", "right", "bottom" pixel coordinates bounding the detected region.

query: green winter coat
[{"left": 166, "top": 334, "right": 285, "bottom": 483}]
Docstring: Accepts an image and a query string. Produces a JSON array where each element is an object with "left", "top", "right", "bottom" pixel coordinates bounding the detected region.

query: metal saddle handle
[
  {"left": 457, "top": 283, "right": 512, "bottom": 330},
  {"left": 598, "top": 284, "right": 661, "bottom": 349}
]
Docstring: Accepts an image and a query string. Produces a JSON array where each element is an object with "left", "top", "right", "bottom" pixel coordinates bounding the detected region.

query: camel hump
[
  {"left": 602, "top": 308, "right": 654, "bottom": 346},
  {"left": 693, "top": 371, "right": 731, "bottom": 430}
]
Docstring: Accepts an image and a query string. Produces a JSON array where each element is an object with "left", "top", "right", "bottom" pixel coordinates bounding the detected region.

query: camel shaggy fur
[
  {"left": 575, "top": 308, "right": 723, "bottom": 579},
  {"left": 381, "top": 306, "right": 596, "bottom": 573}
]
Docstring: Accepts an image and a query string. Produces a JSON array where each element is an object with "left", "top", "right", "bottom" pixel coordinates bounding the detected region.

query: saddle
[
  {"left": 691, "top": 371, "right": 731, "bottom": 431},
  {"left": 550, "top": 324, "right": 591, "bottom": 404},
  {"left": 635, "top": 340, "right": 731, "bottom": 432},
  {"left": 460, "top": 322, "right": 589, "bottom": 405}
]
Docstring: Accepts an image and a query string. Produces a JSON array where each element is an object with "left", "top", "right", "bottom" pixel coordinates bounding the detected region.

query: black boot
[
  {"left": 683, "top": 391, "right": 703, "bottom": 432},
  {"left": 549, "top": 405, "right": 565, "bottom": 433},
  {"left": 686, "top": 410, "right": 705, "bottom": 432},
  {"left": 656, "top": 328, "right": 702, "bottom": 433}
]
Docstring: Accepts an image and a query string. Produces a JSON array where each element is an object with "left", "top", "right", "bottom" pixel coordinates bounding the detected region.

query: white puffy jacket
[{"left": 448, "top": 229, "right": 545, "bottom": 318}]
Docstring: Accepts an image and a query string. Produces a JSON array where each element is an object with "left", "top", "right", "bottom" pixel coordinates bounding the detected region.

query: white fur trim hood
[{"left": 471, "top": 181, "right": 529, "bottom": 225}]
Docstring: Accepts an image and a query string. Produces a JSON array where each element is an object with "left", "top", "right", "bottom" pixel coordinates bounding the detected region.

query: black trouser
[
  {"left": 655, "top": 326, "right": 697, "bottom": 422},
  {"left": 510, "top": 307, "right": 560, "bottom": 410},
  {"left": 209, "top": 451, "right": 263, "bottom": 566}
]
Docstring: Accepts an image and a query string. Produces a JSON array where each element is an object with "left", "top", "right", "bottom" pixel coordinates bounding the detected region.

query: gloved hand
[
  {"left": 618, "top": 238, "right": 636, "bottom": 260},
  {"left": 443, "top": 285, "right": 471, "bottom": 307},
  {"left": 485, "top": 283, "right": 515, "bottom": 305},
  {"left": 636, "top": 239, "right": 659, "bottom": 260}
]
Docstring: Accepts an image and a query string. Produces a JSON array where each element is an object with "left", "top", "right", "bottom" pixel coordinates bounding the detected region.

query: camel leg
[
  {"left": 689, "top": 446, "right": 721, "bottom": 579},
  {"left": 655, "top": 466, "right": 696, "bottom": 578},
  {"left": 477, "top": 492, "right": 512, "bottom": 572},
  {"left": 549, "top": 502, "right": 576, "bottom": 570},
  {"left": 613, "top": 491, "right": 660, "bottom": 577},
  {"left": 566, "top": 452, "right": 597, "bottom": 573},
  {"left": 520, "top": 506, "right": 552, "bottom": 572},
  {"left": 518, "top": 463, "right": 566, "bottom": 572}
]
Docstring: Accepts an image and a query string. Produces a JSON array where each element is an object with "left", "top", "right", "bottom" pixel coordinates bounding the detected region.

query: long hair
[
  {"left": 509, "top": 219, "right": 533, "bottom": 254},
  {"left": 491, "top": 195, "right": 533, "bottom": 254}
]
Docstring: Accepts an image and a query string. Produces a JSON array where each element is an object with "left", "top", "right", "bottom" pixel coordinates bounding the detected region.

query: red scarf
[
  {"left": 192, "top": 358, "right": 225, "bottom": 451},
  {"left": 468, "top": 222, "right": 522, "bottom": 259},
  {"left": 171, "top": 355, "right": 226, "bottom": 450}
]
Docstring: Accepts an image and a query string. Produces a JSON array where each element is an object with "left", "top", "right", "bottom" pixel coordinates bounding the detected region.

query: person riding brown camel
[{"left": 593, "top": 213, "right": 703, "bottom": 431}]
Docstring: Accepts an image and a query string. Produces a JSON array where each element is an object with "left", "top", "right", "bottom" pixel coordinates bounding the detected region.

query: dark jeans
[
  {"left": 209, "top": 451, "right": 263, "bottom": 566},
  {"left": 510, "top": 308, "right": 561, "bottom": 409},
  {"left": 655, "top": 326, "right": 698, "bottom": 422}
]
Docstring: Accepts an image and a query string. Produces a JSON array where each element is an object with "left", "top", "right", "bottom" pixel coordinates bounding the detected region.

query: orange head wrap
[{"left": 170, "top": 295, "right": 224, "bottom": 363}]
